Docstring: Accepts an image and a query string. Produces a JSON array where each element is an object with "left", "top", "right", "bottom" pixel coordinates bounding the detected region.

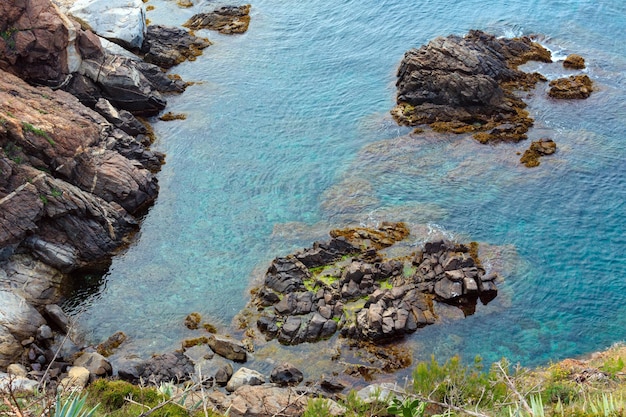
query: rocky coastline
[{"left": 0, "top": 1, "right": 608, "bottom": 416}]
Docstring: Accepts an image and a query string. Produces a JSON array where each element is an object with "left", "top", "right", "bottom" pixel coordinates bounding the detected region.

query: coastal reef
[
  {"left": 246, "top": 222, "right": 499, "bottom": 347},
  {"left": 183, "top": 5, "right": 252, "bottom": 34}
]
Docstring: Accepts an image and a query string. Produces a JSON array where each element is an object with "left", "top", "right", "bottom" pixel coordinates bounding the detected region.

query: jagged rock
[
  {"left": 0, "top": 0, "right": 81, "bottom": 85},
  {"left": 73, "top": 352, "right": 112, "bottom": 380},
  {"left": 295, "top": 237, "right": 358, "bottom": 268},
  {"left": 207, "top": 335, "right": 247, "bottom": 362},
  {"left": 226, "top": 367, "right": 265, "bottom": 392},
  {"left": 183, "top": 5, "right": 251, "bottom": 34},
  {"left": 94, "top": 98, "right": 146, "bottom": 136},
  {"left": 80, "top": 55, "right": 166, "bottom": 114},
  {"left": 392, "top": 30, "right": 551, "bottom": 143},
  {"left": 214, "top": 361, "right": 233, "bottom": 386},
  {"left": 563, "top": 54, "right": 585, "bottom": 69},
  {"left": 136, "top": 351, "right": 194, "bottom": 385},
  {"left": 142, "top": 25, "right": 211, "bottom": 69},
  {"left": 269, "top": 362, "right": 303, "bottom": 386},
  {"left": 44, "top": 304, "right": 69, "bottom": 334},
  {"left": 0, "top": 291, "right": 46, "bottom": 342},
  {"left": 69, "top": 0, "right": 146, "bottom": 49},
  {"left": 0, "top": 255, "right": 64, "bottom": 305},
  {"left": 264, "top": 257, "right": 309, "bottom": 294},
  {"left": 548, "top": 75, "right": 593, "bottom": 99}
]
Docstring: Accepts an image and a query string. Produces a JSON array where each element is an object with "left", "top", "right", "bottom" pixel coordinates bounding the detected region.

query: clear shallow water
[{"left": 68, "top": 0, "right": 626, "bottom": 372}]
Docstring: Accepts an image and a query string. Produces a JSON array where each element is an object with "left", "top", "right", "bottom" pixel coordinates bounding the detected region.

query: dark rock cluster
[
  {"left": 183, "top": 5, "right": 251, "bottom": 34},
  {"left": 250, "top": 222, "right": 499, "bottom": 345}
]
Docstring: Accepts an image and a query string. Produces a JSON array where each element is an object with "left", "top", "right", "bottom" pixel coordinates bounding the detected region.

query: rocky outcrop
[
  {"left": 248, "top": 222, "right": 499, "bottom": 347},
  {"left": 183, "top": 5, "right": 251, "bottom": 34},
  {"left": 520, "top": 138, "right": 557, "bottom": 167},
  {"left": 392, "top": 30, "right": 551, "bottom": 143},
  {"left": 68, "top": 0, "right": 146, "bottom": 49},
  {"left": 563, "top": 54, "right": 586, "bottom": 69},
  {"left": 141, "top": 25, "right": 211, "bottom": 69},
  {"left": 548, "top": 75, "right": 593, "bottom": 99}
]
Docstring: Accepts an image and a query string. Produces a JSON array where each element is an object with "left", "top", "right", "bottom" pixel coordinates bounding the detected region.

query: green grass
[{"left": 22, "top": 122, "right": 55, "bottom": 146}]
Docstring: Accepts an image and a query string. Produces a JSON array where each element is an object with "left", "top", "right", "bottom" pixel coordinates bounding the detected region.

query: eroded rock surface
[
  {"left": 248, "top": 222, "right": 499, "bottom": 346},
  {"left": 392, "top": 30, "right": 551, "bottom": 143},
  {"left": 142, "top": 25, "right": 212, "bottom": 69},
  {"left": 548, "top": 75, "right": 593, "bottom": 99},
  {"left": 183, "top": 5, "right": 251, "bottom": 34}
]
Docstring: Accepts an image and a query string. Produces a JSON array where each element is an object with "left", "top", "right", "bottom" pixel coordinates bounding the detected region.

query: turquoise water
[{"left": 68, "top": 0, "right": 626, "bottom": 373}]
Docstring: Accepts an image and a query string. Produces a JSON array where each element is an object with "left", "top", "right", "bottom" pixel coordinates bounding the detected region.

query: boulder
[
  {"left": 94, "top": 98, "right": 147, "bottom": 136},
  {"left": 135, "top": 351, "right": 194, "bottom": 385},
  {"left": 0, "top": 291, "right": 46, "bottom": 341},
  {"left": 0, "top": 372, "right": 39, "bottom": 393},
  {"left": 69, "top": 0, "right": 146, "bottom": 49},
  {"left": 264, "top": 257, "right": 309, "bottom": 294},
  {"left": 79, "top": 55, "right": 166, "bottom": 114},
  {"left": 43, "top": 304, "right": 69, "bottom": 334},
  {"left": 563, "top": 54, "right": 585, "bottom": 69},
  {"left": 59, "top": 366, "right": 90, "bottom": 390},
  {"left": 220, "top": 385, "right": 345, "bottom": 417},
  {"left": 0, "top": 255, "right": 64, "bottom": 305},
  {"left": 207, "top": 335, "right": 247, "bottom": 362},
  {"left": 73, "top": 351, "right": 112, "bottom": 379},
  {"left": 183, "top": 5, "right": 251, "bottom": 34},
  {"left": 269, "top": 362, "right": 303, "bottom": 386},
  {"left": 142, "top": 25, "right": 211, "bottom": 69},
  {"left": 225, "top": 367, "right": 265, "bottom": 392}
]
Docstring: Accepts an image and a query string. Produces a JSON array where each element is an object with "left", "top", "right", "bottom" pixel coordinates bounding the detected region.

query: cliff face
[{"left": 0, "top": 0, "right": 164, "bottom": 368}]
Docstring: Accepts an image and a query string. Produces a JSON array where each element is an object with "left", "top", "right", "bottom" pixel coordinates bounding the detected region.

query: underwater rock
[
  {"left": 270, "top": 362, "right": 304, "bottom": 386},
  {"left": 392, "top": 30, "right": 551, "bottom": 143},
  {"left": 206, "top": 334, "right": 247, "bottom": 362},
  {"left": 548, "top": 75, "right": 593, "bottom": 99},
  {"left": 183, "top": 5, "right": 251, "bottom": 34}
]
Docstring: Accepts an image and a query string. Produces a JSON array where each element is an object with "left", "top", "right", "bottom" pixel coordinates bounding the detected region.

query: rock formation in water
[
  {"left": 548, "top": 74, "right": 593, "bottom": 99},
  {"left": 391, "top": 30, "right": 551, "bottom": 143},
  {"left": 243, "top": 222, "right": 499, "bottom": 350},
  {"left": 183, "top": 5, "right": 252, "bottom": 34}
]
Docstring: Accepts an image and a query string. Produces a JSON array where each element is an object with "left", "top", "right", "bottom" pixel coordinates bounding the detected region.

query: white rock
[
  {"left": 69, "top": 0, "right": 146, "bottom": 49},
  {"left": 59, "top": 366, "right": 90, "bottom": 390},
  {"left": 226, "top": 367, "right": 265, "bottom": 392},
  {"left": 0, "top": 372, "right": 38, "bottom": 393},
  {"left": 0, "top": 290, "right": 46, "bottom": 339}
]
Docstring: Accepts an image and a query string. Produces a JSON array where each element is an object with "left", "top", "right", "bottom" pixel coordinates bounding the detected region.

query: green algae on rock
[{"left": 244, "top": 222, "right": 500, "bottom": 353}]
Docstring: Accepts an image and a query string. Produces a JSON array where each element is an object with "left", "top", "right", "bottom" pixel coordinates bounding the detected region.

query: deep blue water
[{"left": 68, "top": 0, "right": 626, "bottom": 375}]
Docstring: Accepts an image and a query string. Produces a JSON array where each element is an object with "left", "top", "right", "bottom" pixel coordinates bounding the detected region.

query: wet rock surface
[
  {"left": 247, "top": 222, "right": 499, "bottom": 347},
  {"left": 391, "top": 30, "right": 551, "bottom": 143},
  {"left": 141, "top": 25, "right": 211, "bottom": 69},
  {"left": 548, "top": 74, "right": 593, "bottom": 99},
  {"left": 183, "top": 5, "right": 251, "bottom": 34}
]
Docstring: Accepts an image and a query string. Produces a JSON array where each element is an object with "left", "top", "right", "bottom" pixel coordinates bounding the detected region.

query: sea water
[{"left": 66, "top": 0, "right": 626, "bottom": 373}]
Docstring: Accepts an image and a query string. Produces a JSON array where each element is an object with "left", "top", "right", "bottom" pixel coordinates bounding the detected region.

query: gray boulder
[
  {"left": 207, "top": 335, "right": 247, "bottom": 362},
  {"left": 226, "top": 367, "right": 265, "bottom": 392}
]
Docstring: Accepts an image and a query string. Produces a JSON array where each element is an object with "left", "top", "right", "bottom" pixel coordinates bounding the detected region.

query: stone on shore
[
  {"left": 520, "top": 138, "right": 557, "bottom": 167},
  {"left": 226, "top": 367, "right": 265, "bottom": 392},
  {"left": 207, "top": 335, "right": 248, "bottom": 362}
]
